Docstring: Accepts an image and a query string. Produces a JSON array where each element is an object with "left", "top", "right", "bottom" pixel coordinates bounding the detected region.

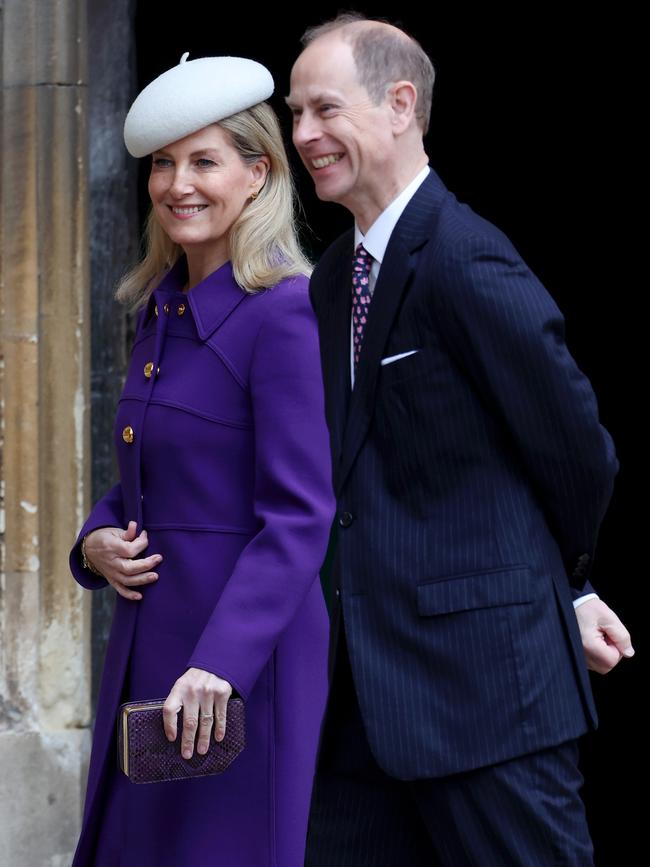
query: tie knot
[
  {"left": 352, "top": 244, "right": 372, "bottom": 294},
  {"left": 352, "top": 245, "right": 372, "bottom": 291},
  {"left": 354, "top": 243, "right": 371, "bottom": 269}
]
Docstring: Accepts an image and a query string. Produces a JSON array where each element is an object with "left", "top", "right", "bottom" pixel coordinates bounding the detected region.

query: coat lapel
[{"left": 337, "top": 170, "right": 448, "bottom": 495}]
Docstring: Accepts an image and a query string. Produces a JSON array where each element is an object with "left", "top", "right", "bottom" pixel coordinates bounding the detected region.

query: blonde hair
[{"left": 116, "top": 102, "right": 311, "bottom": 309}]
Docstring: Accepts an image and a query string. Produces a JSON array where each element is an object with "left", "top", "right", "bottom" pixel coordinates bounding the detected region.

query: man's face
[{"left": 288, "top": 35, "right": 397, "bottom": 220}]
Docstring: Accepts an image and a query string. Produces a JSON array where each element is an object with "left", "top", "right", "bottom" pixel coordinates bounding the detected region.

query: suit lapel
[
  {"left": 337, "top": 170, "right": 448, "bottom": 495},
  {"left": 337, "top": 232, "right": 414, "bottom": 494}
]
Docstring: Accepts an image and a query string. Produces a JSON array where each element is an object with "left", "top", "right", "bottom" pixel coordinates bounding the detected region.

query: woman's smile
[{"left": 169, "top": 204, "right": 209, "bottom": 219}]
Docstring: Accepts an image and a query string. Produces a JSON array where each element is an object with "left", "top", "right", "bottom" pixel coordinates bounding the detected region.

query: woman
[{"left": 70, "top": 55, "right": 334, "bottom": 866}]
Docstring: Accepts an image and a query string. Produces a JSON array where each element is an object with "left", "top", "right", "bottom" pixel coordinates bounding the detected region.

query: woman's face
[{"left": 148, "top": 124, "right": 268, "bottom": 261}]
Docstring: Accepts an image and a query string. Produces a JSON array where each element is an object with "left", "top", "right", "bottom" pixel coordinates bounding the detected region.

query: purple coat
[{"left": 70, "top": 259, "right": 335, "bottom": 866}]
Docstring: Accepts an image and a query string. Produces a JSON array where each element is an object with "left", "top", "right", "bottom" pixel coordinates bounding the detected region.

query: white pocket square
[{"left": 380, "top": 349, "right": 420, "bottom": 366}]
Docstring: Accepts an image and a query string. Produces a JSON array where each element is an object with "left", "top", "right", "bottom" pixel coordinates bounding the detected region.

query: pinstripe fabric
[
  {"left": 306, "top": 634, "right": 593, "bottom": 866},
  {"left": 306, "top": 633, "right": 440, "bottom": 867},
  {"left": 308, "top": 169, "right": 618, "bottom": 782},
  {"left": 411, "top": 740, "right": 594, "bottom": 866}
]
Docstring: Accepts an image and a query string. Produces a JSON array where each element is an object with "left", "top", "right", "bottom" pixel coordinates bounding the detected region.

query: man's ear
[{"left": 387, "top": 81, "right": 418, "bottom": 134}]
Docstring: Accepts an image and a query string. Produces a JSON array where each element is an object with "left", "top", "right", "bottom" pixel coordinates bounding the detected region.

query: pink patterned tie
[{"left": 352, "top": 243, "right": 373, "bottom": 371}]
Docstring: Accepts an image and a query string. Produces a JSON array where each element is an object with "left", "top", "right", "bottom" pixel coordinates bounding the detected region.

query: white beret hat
[{"left": 123, "top": 53, "right": 274, "bottom": 158}]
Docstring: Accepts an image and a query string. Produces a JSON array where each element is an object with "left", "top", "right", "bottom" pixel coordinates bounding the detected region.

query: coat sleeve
[
  {"left": 70, "top": 306, "right": 150, "bottom": 591},
  {"left": 187, "top": 285, "right": 336, "bottom": 699},
  {"left": 69, "top": 482, "right": 125, "bottom": 590},
  {"left": 433, "top": 232, "right": 618, "bottom": 589}
]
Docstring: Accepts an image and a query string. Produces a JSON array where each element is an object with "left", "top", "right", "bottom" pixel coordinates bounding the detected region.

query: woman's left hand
[{"left": 163, "top": 667, "right": 232, "bottom": 759}]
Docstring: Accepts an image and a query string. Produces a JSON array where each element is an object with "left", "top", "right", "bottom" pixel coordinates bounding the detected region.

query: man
[{"left": 287, "top": 13, "right": 633, "bottom": 866}]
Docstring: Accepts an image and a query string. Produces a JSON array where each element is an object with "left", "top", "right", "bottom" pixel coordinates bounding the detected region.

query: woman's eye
[
  {"left": 152, "top": 157, "right": 172, "bottom": 168},
  {"left": 196, "top": 158, "right": 216, "bottom": 168}
]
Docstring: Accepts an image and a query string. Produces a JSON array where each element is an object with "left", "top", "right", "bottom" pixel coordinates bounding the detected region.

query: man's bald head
[{"left": 300, "top": 13, "right": 435, "bottom": 134}]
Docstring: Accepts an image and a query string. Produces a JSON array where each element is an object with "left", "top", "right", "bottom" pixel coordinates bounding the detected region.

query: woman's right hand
[{"left": 83, "top": 521, "right": 162, "bottom": 601}]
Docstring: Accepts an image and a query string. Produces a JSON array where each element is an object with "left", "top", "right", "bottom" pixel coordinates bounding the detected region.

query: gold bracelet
[{"left": 81, "top": 534, "right": 104, "bottom": 578}]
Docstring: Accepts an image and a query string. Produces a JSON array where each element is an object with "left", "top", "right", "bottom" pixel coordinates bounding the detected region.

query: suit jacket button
[
  {"left": 339, "top": 511, "right": 354, "bottom": 528},
  {"left": 177, "top": 303, "right": 186, "bottom": 316},
  {"left": 144, "top": 361, "right": 154, "bottom": 379},
  {"left": 122, "top": 425, "right": 135, "bottom": 444}
]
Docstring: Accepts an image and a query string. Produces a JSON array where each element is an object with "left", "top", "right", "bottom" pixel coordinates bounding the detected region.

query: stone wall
[{"left": 0, "top": 1, "right": 91, "bottom": 862}]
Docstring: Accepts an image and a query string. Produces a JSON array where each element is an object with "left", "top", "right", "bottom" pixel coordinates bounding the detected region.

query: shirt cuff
[{"left": 573, "top": 592, "right": 599, "bottom": 609}]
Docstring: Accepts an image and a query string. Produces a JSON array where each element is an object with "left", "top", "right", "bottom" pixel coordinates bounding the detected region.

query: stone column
[
  {"left": 87, "top": 0, "right": 138, "bottom": 712},
  {"left": 0, "top": 1, "right": 91, "bottom": 862}
]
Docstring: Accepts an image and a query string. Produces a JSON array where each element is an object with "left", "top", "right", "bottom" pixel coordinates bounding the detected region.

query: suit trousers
[{"left": 305, "top": 624, "right": 594, "bottom": 867}]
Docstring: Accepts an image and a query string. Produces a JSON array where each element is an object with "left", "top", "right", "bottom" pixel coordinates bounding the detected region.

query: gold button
[
  {"left": 144, "top": 361, "right": 155, "bottom": 379},
  {"left": 154, "top": 304, "right": 159, "bottom": 317},
  {"left": 163, "top": 303, "right": 170, "bottom": 315},
  {"left": 177, "top": 303, "right": 186, "bottom": 316},
  {"left": 122, "top": 425, "right": 134, "bottom": 444}
]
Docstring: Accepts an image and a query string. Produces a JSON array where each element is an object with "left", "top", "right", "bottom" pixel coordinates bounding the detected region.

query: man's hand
[{"left": 575, "top": 597, "right": 634, "bottom": 674}]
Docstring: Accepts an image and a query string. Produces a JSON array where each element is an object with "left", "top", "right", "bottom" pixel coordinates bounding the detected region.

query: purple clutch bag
[{"left": 118, "top": 697, "right": 245, "bottom": 784}]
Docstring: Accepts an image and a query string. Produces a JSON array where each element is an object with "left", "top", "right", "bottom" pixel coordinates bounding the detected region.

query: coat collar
[{"left": 152, "top": 257, "right": 248, "bottom": 340}]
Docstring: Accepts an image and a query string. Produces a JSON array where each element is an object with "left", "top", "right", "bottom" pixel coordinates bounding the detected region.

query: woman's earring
[{"left": 250, "top": 190, "right": 258, "bottom": 200}]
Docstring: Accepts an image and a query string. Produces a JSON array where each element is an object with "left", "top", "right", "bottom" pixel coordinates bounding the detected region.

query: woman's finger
[
  {"left": 120, "top": 530, "right": 151, "bottom": 559},
  {"left": 121, "top": 520, "right": 138, "bottom": 542},
  {"left": 214, "top": 688, "right": 232, "bottom": 743},
  {"left": 162, "top": 690, "right": 183, "bottom": 741},
  {"left": 106, "top": 575, "right": 143, "bottom": 601},
  {"left": 180, "top": 698, "right": 200, "bottom": 760},
  {"left": 120, "top": 553, "right": 162, "bottom": 577},
  {"left": 118, "top": 570, "right": 159, "bottom": 588},
  {"left": 196, "top": 704, "right": 215, "bottom": 755}
]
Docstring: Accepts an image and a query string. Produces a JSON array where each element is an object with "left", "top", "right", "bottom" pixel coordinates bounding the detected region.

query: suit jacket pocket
[
  {"left": 415, "top": 566, "right": 541, "bottom": 735},
  {"left": 379, "top": 348, "right": 429, "bottom": 386},
  {"left": 417, "top": 566, "right": 537, "bottom": 616}
]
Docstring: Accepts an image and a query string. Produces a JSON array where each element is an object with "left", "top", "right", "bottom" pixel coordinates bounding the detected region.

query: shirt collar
[{"left": 354, "top": 165, "right": 430, "bottom": 263}]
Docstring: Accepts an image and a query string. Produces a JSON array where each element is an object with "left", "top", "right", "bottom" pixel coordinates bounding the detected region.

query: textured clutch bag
[{"left": 118, "top": 697, "right": 245, "bottom": 784}]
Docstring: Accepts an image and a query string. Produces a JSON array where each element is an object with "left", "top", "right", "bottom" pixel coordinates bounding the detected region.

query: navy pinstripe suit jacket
[{"left": 309, "top": 169, "right": 618, "bottom": 780}]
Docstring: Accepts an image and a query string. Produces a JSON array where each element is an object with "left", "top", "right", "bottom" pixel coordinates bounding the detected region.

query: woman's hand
[
  {"left": 83, "top": 520, "right": 162, "bottom": 600},
  {"left": 163, "top": 668, "right": 233, "bottom": 758}
]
